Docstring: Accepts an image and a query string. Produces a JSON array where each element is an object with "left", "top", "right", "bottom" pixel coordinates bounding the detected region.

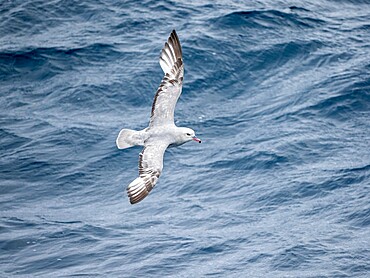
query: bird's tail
[{"left": 116, "top": 129, "right": 145, "bottom": 149}]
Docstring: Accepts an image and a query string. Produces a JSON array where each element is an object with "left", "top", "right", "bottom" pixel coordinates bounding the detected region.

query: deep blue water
[{"left": 1, "top": 0, "right": 370, "bottom": 277}]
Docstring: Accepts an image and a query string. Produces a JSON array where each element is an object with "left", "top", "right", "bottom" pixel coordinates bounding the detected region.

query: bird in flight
[{"left": 116, "top": 30, "right": 201, "bottom": 204}]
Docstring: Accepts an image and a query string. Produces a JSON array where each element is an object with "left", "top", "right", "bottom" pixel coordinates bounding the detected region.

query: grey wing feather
[
  {"left": 126, "top": 143, "right": 168, "bottom": 204},
  {"left": 150, "top": 30, "right": 184, "bottom": 127}
]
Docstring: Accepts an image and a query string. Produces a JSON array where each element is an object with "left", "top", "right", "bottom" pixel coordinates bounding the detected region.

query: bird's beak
[{"left": 192, "top": 136, "right": 201, "bottom": 143}]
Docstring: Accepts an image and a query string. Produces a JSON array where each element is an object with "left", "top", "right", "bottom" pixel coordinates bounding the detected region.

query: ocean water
[{"left": 1, "top": 0, "right": 370, "bottom": 276}]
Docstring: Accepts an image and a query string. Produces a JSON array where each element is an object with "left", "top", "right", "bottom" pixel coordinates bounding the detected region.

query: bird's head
[{"left": 180, "top": 127, "right": 201, "bottom": 144}]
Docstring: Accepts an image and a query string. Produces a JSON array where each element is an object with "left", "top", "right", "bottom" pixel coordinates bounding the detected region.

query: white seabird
[{"left": 116, "top": 30, "right": 201, "bottom": 204}]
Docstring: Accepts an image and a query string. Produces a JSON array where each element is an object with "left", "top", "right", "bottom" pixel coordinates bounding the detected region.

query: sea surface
[{"left": 1, "top": 0, "right": 370, "bottom": 277}]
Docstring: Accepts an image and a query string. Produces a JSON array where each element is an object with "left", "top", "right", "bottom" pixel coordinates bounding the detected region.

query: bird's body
[{"left": 116, "top": 30, "right": 201, "bottom": 204}]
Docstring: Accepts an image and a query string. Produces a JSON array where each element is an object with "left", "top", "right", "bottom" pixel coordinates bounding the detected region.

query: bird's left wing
[
  {"left": 126, "top": 143, "right": 169, "bottom": 204},
  {"left": 149, "top": 30, "right": 184, "bottom": 128}
]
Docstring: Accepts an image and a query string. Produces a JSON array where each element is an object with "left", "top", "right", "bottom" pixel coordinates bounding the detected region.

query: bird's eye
[{"left": 186, "top": 133, "right": 190, "bottom": 136}]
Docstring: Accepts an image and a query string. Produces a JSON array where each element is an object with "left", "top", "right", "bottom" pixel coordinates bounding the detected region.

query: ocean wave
[
  {"left": 212, "top": 9, "right": 325, "bottom": 30},
  {"left": 1, "top": 0, "right": 370, "bottom": 277}
]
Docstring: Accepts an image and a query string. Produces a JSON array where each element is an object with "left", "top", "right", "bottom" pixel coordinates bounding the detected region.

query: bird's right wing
[
  {"left": 149, "top": 30, "right": 184, "bottom": 128},
  {"left": 126, "top": 143, "right": 169, "bottom": 204}
]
